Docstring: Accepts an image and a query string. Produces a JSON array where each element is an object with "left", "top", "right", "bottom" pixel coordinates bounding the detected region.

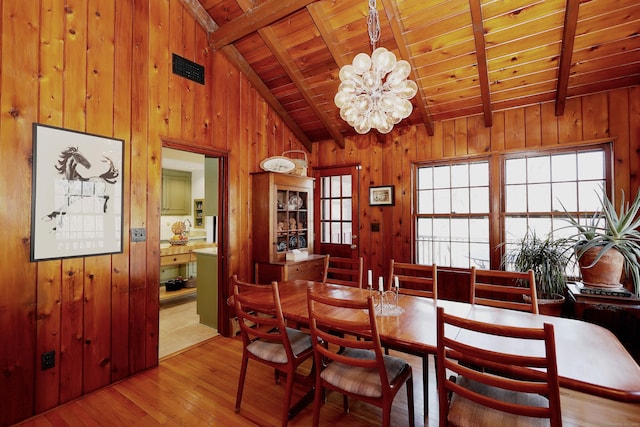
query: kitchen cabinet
[
  {"left": 162, "top": 169, "right": 192, "bottom": 215},
  {"left": 193, "top": 198, "right": 204, "bottom": 228}
]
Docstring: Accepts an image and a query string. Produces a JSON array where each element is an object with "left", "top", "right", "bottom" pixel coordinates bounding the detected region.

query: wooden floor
[
  {"left": 13, "top": 333, "right": 640, "bottom": 427},
  {"left": 159, "top": 293, "right": 218, "bottom": 359}
]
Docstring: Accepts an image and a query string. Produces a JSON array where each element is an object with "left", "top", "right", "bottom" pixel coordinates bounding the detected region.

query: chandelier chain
[{"left": 367, "top": 0, "right": 380, "bottom": 50}]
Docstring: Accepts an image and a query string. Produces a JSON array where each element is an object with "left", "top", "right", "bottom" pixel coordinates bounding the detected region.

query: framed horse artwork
[{"left": 30, "top": 123, "right": 124, "bottom": 261}]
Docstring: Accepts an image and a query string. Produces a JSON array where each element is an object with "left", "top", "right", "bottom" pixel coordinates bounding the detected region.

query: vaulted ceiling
[{"left": 179, "top": 0, "right": 640, "bottom": 151}]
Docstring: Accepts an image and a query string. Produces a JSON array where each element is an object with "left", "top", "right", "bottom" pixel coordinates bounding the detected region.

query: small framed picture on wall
[{"left": 369, "top": 185, "right": 395, "bottom": 206}]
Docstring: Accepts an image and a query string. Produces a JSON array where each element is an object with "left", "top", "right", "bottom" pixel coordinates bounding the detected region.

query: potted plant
[
  {"left": 562, "top": 189, "right": 640, "bottom": 296},
  {"left": 503, "top": 231, "right": 570, "bottom": 316}
]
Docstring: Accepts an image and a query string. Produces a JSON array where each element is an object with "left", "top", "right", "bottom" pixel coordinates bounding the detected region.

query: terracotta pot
[
  {"left": 579, "top": 247, "right": 624, "bottom": 288},
  {"left": 524, "top": 293, "right": 565, "bottom": 317},
  {"left": 537, "top": 293, "right": 565, "bottom": 317}
]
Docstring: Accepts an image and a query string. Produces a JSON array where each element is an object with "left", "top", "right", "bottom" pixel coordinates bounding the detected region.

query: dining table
[{"left": 272, "top": 279, "right": 640, "bottom": 407}]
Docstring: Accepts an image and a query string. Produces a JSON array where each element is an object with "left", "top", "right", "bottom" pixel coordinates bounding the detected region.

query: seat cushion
[
  {"left": 447, "top": 376, "right": 552, "bottom": 427},
  {"left": 247, "top": 327, "right": 311, "bottom": 364},
  {"left": 320, "top": 348, "right": 409, "bottom": 398}
]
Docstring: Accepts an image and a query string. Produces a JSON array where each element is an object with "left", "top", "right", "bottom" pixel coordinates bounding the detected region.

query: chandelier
[{"left": 334, "top": 0, "right": 418, "bottom": 134}]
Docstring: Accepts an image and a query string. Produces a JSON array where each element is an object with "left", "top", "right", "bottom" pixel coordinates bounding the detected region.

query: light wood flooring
[
  {"left": 14, "top": 334, "right": 640, "bottom": 427},
  {"left": 159, "top": 291, "right": 218, "bottom": 359}
]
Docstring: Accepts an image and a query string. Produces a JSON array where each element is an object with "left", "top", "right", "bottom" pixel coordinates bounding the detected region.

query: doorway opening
[{"left": 159, "top": 143, "right": 227, "bottom": 358}]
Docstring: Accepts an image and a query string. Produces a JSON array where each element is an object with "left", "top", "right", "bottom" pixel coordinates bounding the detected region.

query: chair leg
[
  {"left": 235, "top": 353, "right": 249, "bottom": 412},
  {"left": 423, "top": 355, "right": 429, "bottom": 415},
  {"left": 342, "top": 394, "right": 349, "bottom": 413},
  {"left": 407, "top": 373, "right": 415, "bottom": 427},
  {"left": 281, "top": 369, "right": 295, "bottom": 427},
  {"left": 312, "top": 383, "right": 323, "bottom": 427}
]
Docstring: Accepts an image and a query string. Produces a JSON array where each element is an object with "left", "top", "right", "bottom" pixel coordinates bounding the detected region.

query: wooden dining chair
[
  {"left": 436, "top": 306, "right": 562, "bottom": 427},
  {"left": 306, "top": 288, "right": 415, "bottom": 427},
  {"left": 322, "top": 255, "right": 364, "bottom": 288},
  {"left": 387, "top": 259, "right": 438, "bottom": 415},
  {"left": 470, "top": 267, "right": 539, "bottom": 314},
  {"left": 388, "top": 260, "right": 438, "bottom": 299},
  {"left": 232, "top": 275, "right": 314, "bottom": 427}
]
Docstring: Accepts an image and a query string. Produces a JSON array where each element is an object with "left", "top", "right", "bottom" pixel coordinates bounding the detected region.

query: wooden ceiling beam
[
  {"left": 380, "top": 0, "right": 435, "bottom": 136},
  {"left": 555, "top": 0, "right": 580, "bottom": 116},
  {"left": 236, "top": 0, "right": 345, "bottom": 148},
  {"left": 178, "top": 0, "right": 313, "bottom": 152},
  {"left": 209, "top": 0, "right": 319, "bottom": 50},
  {"left": 469, "top": 0, "right": 492, "bottom": 128}
]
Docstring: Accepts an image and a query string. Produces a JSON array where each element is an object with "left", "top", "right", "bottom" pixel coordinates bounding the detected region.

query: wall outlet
[
  {"left": 41, "top": 350, "right": 55, "bottom": 370},
  {"left": 131, "top": 228, "right": 146, "bottom": 242}
]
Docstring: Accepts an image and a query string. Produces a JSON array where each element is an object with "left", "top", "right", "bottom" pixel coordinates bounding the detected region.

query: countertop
[
  {"left": 160, "top": 242, "right": 215, "bottom": 256},
  {"left": 193, "top": 247, "right": 218, "bottom": 256}
]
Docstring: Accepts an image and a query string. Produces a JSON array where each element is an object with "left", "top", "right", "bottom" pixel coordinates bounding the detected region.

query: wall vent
[{"left": 172, "top": 53, "right": 205, "bottom": 85}]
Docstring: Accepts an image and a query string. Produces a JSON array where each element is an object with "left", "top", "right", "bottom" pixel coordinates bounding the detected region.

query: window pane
[
  {"left": 343, "top": 222, "right": 353, "bottom": 244},
  {"left": 341, "top": 175, "right": 352, "bottom": 197},
  {"left": 470, "top": 187, "right": 489, "bottom": 213},
  {"left": 321, "top": 177, "right": 330, "bottom": 197},
  {"left": 528, "top": 156, "right": 550, "bottom": 183},
  {"left": 451, "top": 164, "right": 468, "bottom": 188},
  {"left": 552, "top": 153, "right": 576, "bottom": 182},
  {"left": 450, "top": 218, "right": 468, "bottom": 240},
  {"left": 342, "top": 199, "right": 352, "bottom": 220},
  {"left": 505, "top": 158, "right": 526, "bottom": 184},
  {"left": 552, "top": 182, "right": 577, "bottom": 211},
  {"left": 528, "top": 183, "right": 551, "bottom": 212},
  {"left": 506, "top": 184, "right": 527, "bottom": 212},
  {"left": 418, "top": 168, "right": 433, "bottom": 189},
  {"left": 578, "top": 151, "right": 604, "bottom": 180},
  {"left": 433, "top": 165, "right": 450, "bottom": 188},
  {"left": 451, "top": 188, "right": 469, "bottom": 213},
  {"left": 417, "top": 189, "right": 433, "bottom": 214},
  {"left": 434, "top": 189, "right": 450, "bottom": 214},
  {"left": 470, "top": 162, "right": 489, "bottom": 186},
  {"left": 330, "top": 222, "right": 341, "bottom": 243},
  {"left": 330, "top": 176, "right": 341, "bottom": 197},
  {"left": 578, "top": 181, "right": 604, "bottom": 211},
  {"left": 321, "top": 222, "right": 330, "bottom": 243},
  {"left": 331, "top": 199, "right": 341, "bottom": 220},
  {"left": 321, "top": 199, "right": 330, "bottom": 220}
]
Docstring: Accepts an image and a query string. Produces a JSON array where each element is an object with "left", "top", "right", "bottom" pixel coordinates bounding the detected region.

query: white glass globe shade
[
  {"left": 379, "top": 93, "right": 398, "bottom": 113},
  {"left": 362, "top": 70, "right": 379, "bottom": 89},
  {"left": 334, "top": 91, "right": 352, "bottom": 108},
  {"left": 397, "top": 99, "right": 413, "bottom": 118},
  {"left": 352, "top": 53, "right": 372, "bottom": 74},
  {"left": 338, "top": 80, "right": 358, "bottom": 94},
  {"left": 355, "top": 94, "right": 373, "bottom": 111},
  {"left": 372, "top": 47, "right": 396, "bottom": 74},
  {"left": 392, "top": 60, "right": 411, "bottom": 79},
  {"left": 339, "top": 65, "right": 357, "bottom": 82},
  {"left": 377, "top": 119, "right": 393, "bottom": 134},
  {"left": 393, "top": 79, "right": 418, "bottom": 99},
  {"left": 354, "top": 115, "right": 371, "bottom": 134}
]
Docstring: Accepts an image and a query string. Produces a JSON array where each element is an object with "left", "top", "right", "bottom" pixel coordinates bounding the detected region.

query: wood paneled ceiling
[{"left": 180, "top": 0, "right": 640, "bottom": 151}]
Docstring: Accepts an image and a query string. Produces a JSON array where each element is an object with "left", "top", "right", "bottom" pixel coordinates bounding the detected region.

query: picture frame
[
  {"left": 369, "top": 185, "right": 395, "bottom": 206},
  {"left": 31, "top": 123, "right": 124, "bottom": 261}
]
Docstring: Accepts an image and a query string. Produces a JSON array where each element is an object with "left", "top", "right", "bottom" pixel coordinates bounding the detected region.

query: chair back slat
[
  {"left": 388, "top": 260, "right": 438, "bottom": 300},
  {"left": 323, "top": 256, "right": 364, "bottom": 288},
  {"left": 470, "top": 267, "right": 539, "bottom": 314}
]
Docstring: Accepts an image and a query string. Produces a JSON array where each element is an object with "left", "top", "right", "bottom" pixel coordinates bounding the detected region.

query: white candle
[
  {"left": 378, "top": 276, "right": 384, "bottom": 292},
  {"left": 394, "top": 276, "right": 399, "bottom": 289},
  {"left": 368, "top": 270, "right": 372, "bottom": 287}
]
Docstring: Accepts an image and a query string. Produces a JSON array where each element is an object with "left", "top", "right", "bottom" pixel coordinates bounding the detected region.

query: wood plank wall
[
  {"left": 309, "top": 89, "right": 640, "bottom": 282},
  {"left": 0, "top": 1, "right": 638, "bottom": 426},
  {"left": 0, "top": 1, "right": 306, "bottom": 425}
]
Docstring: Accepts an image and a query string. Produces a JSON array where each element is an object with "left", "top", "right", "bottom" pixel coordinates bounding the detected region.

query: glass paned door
[{"left": 314, "top": 165, "right": 360, "bottom": 259}]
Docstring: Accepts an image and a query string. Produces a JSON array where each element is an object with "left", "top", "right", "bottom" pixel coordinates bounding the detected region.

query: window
[
  {"left": 320, "top": 175, "right": 354, "bottom": 244},
  {"left": 415, "top": 160, "right": 491, "bottom": 268},
  {"left": 414, "top": 144, "right": 611, "bottom": 269}
]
